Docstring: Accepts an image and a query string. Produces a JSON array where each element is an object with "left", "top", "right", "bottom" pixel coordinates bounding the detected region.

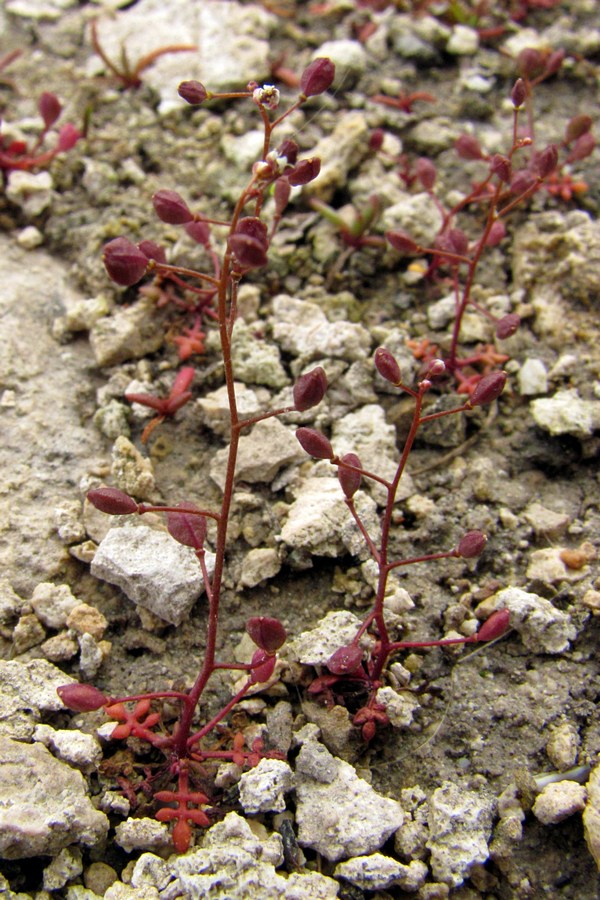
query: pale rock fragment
[
  {"left": 518, "top": 358, "right": 548, "bottom": 396},
  {"left": 526, "top": 547, "right": 588, "bottom": 585},
  {"left": 487, "top": 587, "right": 576, "bottom": 653},
  {"left": 6, "top": 170, "right": 53, "bottom": 217},
  {"left": 287, "top": 610, "right": 370, "bottom": 666},
  {"left": 584, "top": 762, "right": 600, "bottom": 869},
  {"left": 305, "top": 111, "right": 369, "bottom": 200},
  {"left": 546, "top": 722, "right": 579, "bottom": 771},
  {"left": 91, "top": 523, "right": 211, "bottom": 626},
  {"left": 240, "top": 547, "right": 281, "bottom": 588},
  {"left": 0, "top": 737, "right": 108, "bottom": 858},
  {"left": 447, "top": 24, "right": 479, "bottom": 54},
  {"left": 427, "top": 781, "right": 494, "bottom": 887},
  {"left": 228, "top": 320, "right": 289, "bottom": 388},
  {"left": 271, "top": 294, "right": 371, "bottom": 361},
  {"left": 43, "top": 847, "right": 83, "bottom": 891},
  {"left": 111, "top": 435, "right": 155, "bottom": 500},
  {"left": 89, "top": 297, "right": 166, "bottom": 367},
  {"left": 523, "top": 502, "right": 569, "bottom": 538},
  {"left": 210, "top": 418, "right": 303, "bottom": 491},
  {"left": 33, "top": 723, "right": 103, "bottom": 773},
  {"left": 13, "top": 612, "right": 46, "bottom": 653},
  {"left": 530, "top": 389, "right": 600, "bottom": 438},
  {"left": 280, "top": 476, "right": 380, "bottom": 559},
  {"left": 145, "top": 812, "right": 339, "bottom": 899},
  {"left": 66, "top": 602, "right": 108, "bottom": 640},
  {"left": 295, "top": 740, "right": 404, "bottom": 861},
  {"left": 382, "top": 192, "right": 443, "bottom": 246},
  {"left": 114, "top": 818, "right": 171, "bottom": 854},
  {"left": 532, "top": 781, "right": 587, "bottom": 825},
  {"left": 313, "top": 40, "right": 366, "bottom": 88},
  {"left": 238, "top": 758, "right": 294, "bottom": 814},
  {"left": 375, "top": 686, "right": 420, "bottom": 728},
  {"left": 0, "top": 658, "right": 72, "bottom": 740},
  {"left": 332, "top": 404, "right": 415, "bottom": 505},
  {"left": 197, "top": 382, "right": 261, "bottom": 436},
  {"left": 335, "top": 853, "right": 428, "bottom": 891}
]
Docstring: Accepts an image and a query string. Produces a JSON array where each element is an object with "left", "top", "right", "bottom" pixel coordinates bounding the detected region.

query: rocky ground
[{"left": 1, "top": 0, "right": 599, "bottom": 897}]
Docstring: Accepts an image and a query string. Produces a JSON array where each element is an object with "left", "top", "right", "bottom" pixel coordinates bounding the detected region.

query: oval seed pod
[
  {"left": 495, "top": 313, "right": 520, "bottom": 339},
  {"left": 87, "top": 487, "right": 139, "bottom": 515},
  {"left": 374, "top": 347, "right": 401, "bottom": 384},
  {"left": 39, "top": 92, "right": 61, "bottom": 128},
  {"left": 457, "top": 531, "right": 487, "bottom": 558},
  {"left": 295, "top": 427, "right": 333, "bottom": 459},
  {"left": 152, "top": 189, "right": 194, "bottom": 225},
  {"left": 166, "top": 503, "right": 207, "bottom": 550},
  {"left": 293, "top": 367, "right": 327, "bottom": 411},
  {"left": 511, "top": 77, "right": 526, "bottom": 108},
  {"left": 338, "top": 453, "right": 362, "bottom": 499},
  {"left": 178, "top": 80, "right": 209, "bottom": 104},
  {"left": 475, "top": 608, "right": 510, "bottom": 642},
  {"left": 300, "top": 57, "right": 335, "bottom": 97},
  {"left": 246, "top": 616, "right": 287, "bottom": 652},
  {"left": 469, "top": 371, "right": 507, "bottom": 407},
  {"left": 386, "top": 229, "right": 418, "bottom": 254},
  {"left": 57, "top": 683, "right": 108, "bottom": 712},
  {"left": 103, "top": 238, "right": 149, "bottom": 287},
  {"left": 455, "top": 133, "right": 483, "bottom": 161},
  {"left": 287, "top": 157, "right": 321, "bottom": 186}
]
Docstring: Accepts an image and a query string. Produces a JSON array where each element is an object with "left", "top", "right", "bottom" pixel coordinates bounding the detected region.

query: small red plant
[
  {"left": 0, "top": 91, "right": 82, "bottom": 176},
  {"left": 60, "top": 59, "right": 336, "bottom": 853},
  {"left": 90, "top": 18, "right": 196, "bottom": 90}
]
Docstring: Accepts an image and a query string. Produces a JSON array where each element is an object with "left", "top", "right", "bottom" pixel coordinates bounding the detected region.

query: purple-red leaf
[{"left": 327, "top": 644, "right": 363, "bottom": 675}]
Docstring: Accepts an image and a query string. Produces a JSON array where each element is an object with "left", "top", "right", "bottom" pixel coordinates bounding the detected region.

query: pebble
[
  {"left": 210, "top": 418, "right": 304, "bottom": 491},
  {"left": 427, "top": 782, "right": 494, "bottom": 887},
  {"left": 305, "top": 112, "right": 369, "bottom": 201},
  {"left": 238, "top": 758, "right": 294, "bottom": 814},
  {"left": 271, "top": 294, "right": 371, "bottom": 362},
  {"left": 523, "top": 502, "right": 569, "bottom": 538},
  {"left": 5, "top": 170, "right": 53, "bottom": 217},
  {"left": 584, "top": 763, "right": 600, "bottom": 869},
  {"left": 0, "top": 736, "right": 108, "bottom": 858},
  {"left": 518, "top": 358, "right": 548, "bottom": 396},
  {"left": 66, "top": 603, "right": 108, "bottom": 641},
  {"left": 485, "top": 587, "right": 576, "bottom": 654},
  {"left": 89, "top": 297, "right": 166, "bottom": 367},
  {"left": 295, "top": 740, "right": 404, "bottom": 861},
  {"left": 532, "top": 781, "right": 587, "bottom": 825},
  {"left": 91, "top": 523, "right": 210, "bottom": 626},
  {"left": 111, "top": 435, "right": 156, "bottom": 499},
  {"left": 43, "top": 847, "right": 83, "bottom": 892},
  {"left": 382, "top": 193, "right": 443, "bottom": 247},
  {"left": 530, "top": 389, "right": 600, "bottom": 438},
  {"left": 447, "top": 24, "right": 479, "bottom": 55},
  {"left": 334, "top": 853, "right": 428, "bottom": 891},
  {"left": 33, "top": 724, "right": 103, "bottom": 773},
  {"left": 240, "top": 547, "right": 281, "bottom": 588}
]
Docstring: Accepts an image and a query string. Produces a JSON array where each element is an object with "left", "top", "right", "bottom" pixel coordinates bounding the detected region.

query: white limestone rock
[
  {"left": 0, "top": 737, "right": 108, "bottom": 859},
  {"left": 30, "top": 581, "right": 79, "bottom": 629},
  {"left": 334, "top": 853, "right": 428, "bottom": 891},
  {"left": 287, "top": 610, "right": 369, "bottom": 667},
  {"left": 295, "top": 741, "right": 404, "bottom": 861},
  {"left": 489, "top": 587, "right": 576, "bottom": 654},
  {"left": 210, "top": 418, "right": 304, "bottom": 491},
  {"left": 533, "top": 781, "right": 587, "bottom": 825},
  {"left": 280, "top": 477, "right": 380, "bottom": 559},
  {"left": 238, "top": 758, "right": 295, "bottom": 814},
  {"left": 0, "top": 658, "right": 73, "bottom": 740},
  {"left": 530, "top": 389, "right": 600, "bottom": 438},
  {"left": 91, "top": 523, "right": 212, "bottom": 625},
  {"left": 33, "top": 723, "right": 103, "bottom": 773},
  {"left": 271, "top": 294, "right": 371, "bottom": 362},
  {"left": 426, "top": 781, "right": 494, "bottom": 887}
]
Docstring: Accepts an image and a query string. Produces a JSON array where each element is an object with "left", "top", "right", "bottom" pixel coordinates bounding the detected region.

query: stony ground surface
[{"left": 1, "top": 0, "right": 599, "bottom": 897}]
